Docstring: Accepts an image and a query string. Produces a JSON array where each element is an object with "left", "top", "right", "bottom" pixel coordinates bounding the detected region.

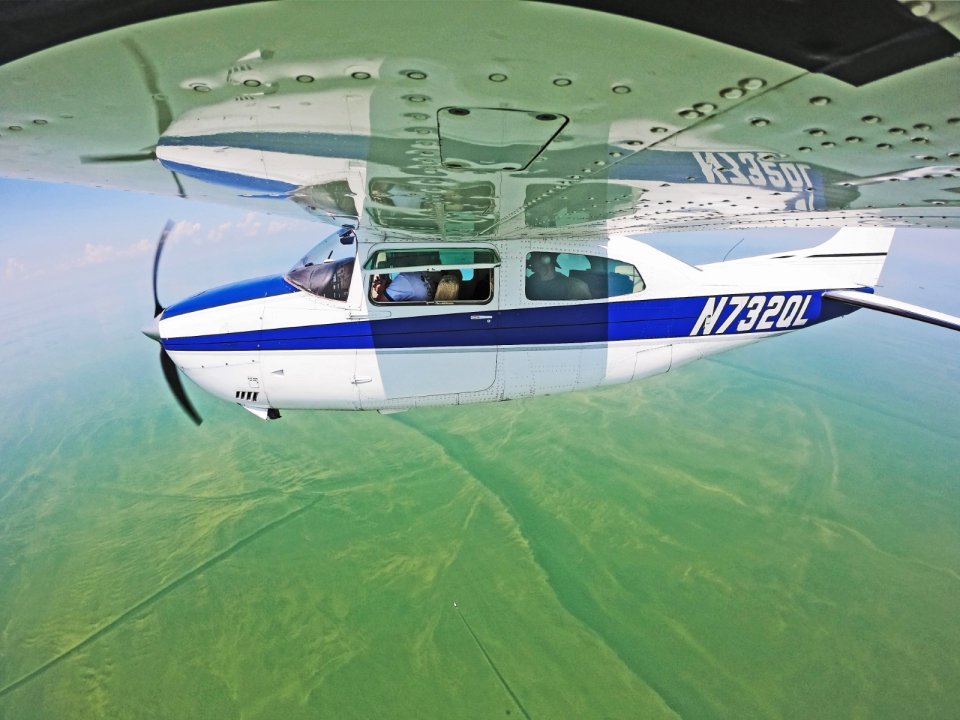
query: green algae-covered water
[{"left": 1, "top": 230, "right": 958, "bottom": 719}]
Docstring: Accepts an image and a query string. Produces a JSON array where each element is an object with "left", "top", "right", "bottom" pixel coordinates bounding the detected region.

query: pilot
[
  {"left": 525, "top": 252, "right": 591, "bottom": 301},
  {"left": 372, "top": 272, "right": 435, "bottom": 302}
]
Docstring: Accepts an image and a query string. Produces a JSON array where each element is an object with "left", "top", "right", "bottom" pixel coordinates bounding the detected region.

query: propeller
[
  {"left": 81, "top": 149, "right": 157, "bottom": 164},
  {"left": 159, "top": 346, "right": 203, "bottom": 426},
  {"left": 152, "top": 219, "right": 172, "bottom": 318},
  {"left": 143, "top": 220, "right": 203, "bottom": 425},
  {"left": 81, "top": 39, "right": 187, "bottom": 199}
]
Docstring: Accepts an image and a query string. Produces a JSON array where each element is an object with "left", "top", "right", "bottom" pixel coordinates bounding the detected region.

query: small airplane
[
  {"left": 142, "top": 221, "right": 959, "bottom": 423},
  {"left": 3, "top": 2, "right": 960, "bottom": 423}
]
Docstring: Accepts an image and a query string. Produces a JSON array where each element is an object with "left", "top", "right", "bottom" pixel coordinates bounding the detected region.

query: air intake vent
[{"left": 235, "top": 390, "right": 260, "bottom": 402}]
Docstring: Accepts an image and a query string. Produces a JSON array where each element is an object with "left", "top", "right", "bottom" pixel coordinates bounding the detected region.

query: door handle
[
  {"left": 349, "top": 312, "right": 391, "bottom": 320},
  {"left": 470, "top": 315, "right": 493, "bottom": 321}
]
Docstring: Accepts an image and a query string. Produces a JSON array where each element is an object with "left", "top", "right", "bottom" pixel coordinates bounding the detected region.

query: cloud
[
  {"left": 200, "top": 212, "right": 272, "bottom": 243},
  {"left": 79, "top": 242, "right": 116, "bottom": 266},
  {"left": 266, "top": 219, "right": 295, "bottom": 235},
  {"left": 78, "top": 237, "right": 153, "bottom": 267},
  {"left": 3, "top": 257, "right": 26, "bottom": 282},
  {"left": 239, "top": 212, "right": 263, "bottom": 236},
  {"left": 130, "top": 238, "right": 153, "bottom": 255},
  {"left": 90, "top": 213, "right": 314, "bottom": 269},
  {"left": 168, "top": 220, "right": 202, "bottom": 244},
  {"left": 206, "top": 222, "right": 233, "bottom": 243}
]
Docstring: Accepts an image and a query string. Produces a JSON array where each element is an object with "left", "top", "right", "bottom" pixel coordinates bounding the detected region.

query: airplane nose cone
[{"left": 142, "top": 315, "right": 161, "bottom": 342}]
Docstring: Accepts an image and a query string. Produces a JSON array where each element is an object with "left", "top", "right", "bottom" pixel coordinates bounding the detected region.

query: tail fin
[
  {"left": 808, "top": 227, "right": 894, "bottom": 257},
  {"left": 696, "top": 228, "right": 894, "bottom": 290},
  {"left": 801, "top": 227, "right": 893, "bottom": 288}
]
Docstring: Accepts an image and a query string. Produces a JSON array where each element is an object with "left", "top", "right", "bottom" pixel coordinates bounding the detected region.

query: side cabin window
[
  {"left": 366, "top": 247, "right": 498, "bottom": 305},
  {"left": 285, "top": 227, "right": 357, "bottom": 301},
  {"left": 525, "top": 252, "right": 644, "bottom": 301}
]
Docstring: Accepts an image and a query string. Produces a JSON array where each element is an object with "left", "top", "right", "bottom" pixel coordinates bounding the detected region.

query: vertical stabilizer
[
  {"left": 808, "top": 227, "right": 894, "bottom": 257},
  {"left": 804, "top": 227, "right": 894, "bottom": 287}
]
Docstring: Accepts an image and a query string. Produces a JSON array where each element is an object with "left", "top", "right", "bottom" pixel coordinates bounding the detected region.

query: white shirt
[{"left": 385, "top": 272, "right": 431, "bottom": 301}]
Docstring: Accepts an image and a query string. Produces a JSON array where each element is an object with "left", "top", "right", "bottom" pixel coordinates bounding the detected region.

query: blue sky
[{"left": 0, "top": 178, "right": 322, "bottom": 301}]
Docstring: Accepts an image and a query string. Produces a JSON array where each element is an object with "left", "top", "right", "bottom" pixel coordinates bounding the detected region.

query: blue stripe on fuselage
[
  {"left": 158, "top": 132, "right": 370, "bottom": 160},
  {"left": 163, "top": 274, "right": 298, "bottom": 319},
  {"left": 158, "top": 159, "right": 300, "bottom": 194},
  {"left": 162, "top": 290, "right": 845, "bottom": 351}
]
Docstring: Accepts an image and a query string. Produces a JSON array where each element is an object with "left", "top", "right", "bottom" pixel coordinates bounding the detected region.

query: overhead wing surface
[{"left": 1, "top": 0, "right": 959, "bottom": 239}]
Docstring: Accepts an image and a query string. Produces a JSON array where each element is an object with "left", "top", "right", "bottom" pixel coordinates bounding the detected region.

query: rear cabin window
[
  {"left": 525, "top": 252, "right": 644, "bottom": 301},
  {"left": 366, "top": 248, "right": 498, "bottom": 304}
]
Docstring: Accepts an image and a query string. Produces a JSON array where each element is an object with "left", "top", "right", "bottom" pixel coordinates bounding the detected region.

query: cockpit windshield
[
  {"left": 286, "top": 226, "right": 357, "bottom": 302},
  {"left": 290, "top": 227, "right": 357, "bottom": 271}
]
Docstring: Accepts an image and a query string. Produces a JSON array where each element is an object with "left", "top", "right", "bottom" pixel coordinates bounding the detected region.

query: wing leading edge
[{"left": 823, "top": 290, "right": 960, "bottom": 332}]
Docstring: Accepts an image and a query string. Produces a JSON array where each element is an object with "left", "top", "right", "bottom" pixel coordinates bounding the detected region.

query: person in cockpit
[
  {"left": 372, "top": 272, "right": 436, "bottom": 302},
  {"left": 525, "top": 252, "right": 591, "bottom": 301}
]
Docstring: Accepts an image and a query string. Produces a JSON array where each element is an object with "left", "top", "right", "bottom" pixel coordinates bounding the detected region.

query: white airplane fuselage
[{"left": 158, "top": 229, "right": 890, "bottom": 418}]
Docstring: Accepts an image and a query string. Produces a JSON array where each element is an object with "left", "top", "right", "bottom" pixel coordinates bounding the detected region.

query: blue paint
[
  {"left": 159, "top": 159, "right": 300, "bottom": 194},
  {"left": 155, "top": 132, "right": 840, "bottom": 214},
  {"left": 158, "top": 131, "right": 370, "bottom": 160},
  {"left": 163, "top": 275, "right": 298, "bottom": 319},
  {"left": 608, "top": 150, "right": 831, "bottom": 210},
  {"left": 162, "top": 289, "right": 858, "bottom": 351}
]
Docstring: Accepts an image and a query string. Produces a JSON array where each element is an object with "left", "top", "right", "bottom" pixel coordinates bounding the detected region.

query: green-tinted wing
[{"left": 1, "top": 1, "right": 958, "bottom": 238}]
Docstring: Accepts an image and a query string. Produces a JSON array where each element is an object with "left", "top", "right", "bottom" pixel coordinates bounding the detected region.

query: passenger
[
  {"left": 577, "top": 256, "right": 611, "bottom": 299},
  {"left": 525, "top": 252, "right": 591, "bottom": 301},
  {"left": 372, "top": 272, "right": 434, "bottom": 302},
  {"left": 434, "top": 270, "right": 462, "bottom": 302}
]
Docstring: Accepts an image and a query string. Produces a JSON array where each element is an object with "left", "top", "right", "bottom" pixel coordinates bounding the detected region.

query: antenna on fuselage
[{"left": 721, "top": 237, "right": 744, "bottom": 262}]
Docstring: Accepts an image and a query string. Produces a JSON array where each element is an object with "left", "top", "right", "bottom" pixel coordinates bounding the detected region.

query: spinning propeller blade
[
  {"left": 159, "top": 347, "right": 203, "bottom": 426},
  {"left": 146, "top": 219, "right": 202, "bottom": 425},
  {"left": 80, "top": 150, "right": 156, "bottom": 164},
  {"left": 80, "top": 40, "right": 188, "bottom": 198},
  {"left": 152, "top": 219, "right": 174, "bottom": 318}
]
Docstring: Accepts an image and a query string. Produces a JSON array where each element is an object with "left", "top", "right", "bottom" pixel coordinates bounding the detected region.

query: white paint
[{"left": 156, "top": 228, "right": 934, "bottom": 419}]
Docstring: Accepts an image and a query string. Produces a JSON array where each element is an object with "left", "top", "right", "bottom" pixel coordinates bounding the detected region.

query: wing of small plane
[
  {"left": 1, "top": 1, "right": 959, "bottom": 239},
  {"left": 823, "top": 289, "right": 960, "bottom": 331}
]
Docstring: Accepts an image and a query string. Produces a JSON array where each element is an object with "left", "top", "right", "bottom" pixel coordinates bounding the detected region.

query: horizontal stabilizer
[{"left": 823, "top": 290, "right": 960, "bottom": 331}]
